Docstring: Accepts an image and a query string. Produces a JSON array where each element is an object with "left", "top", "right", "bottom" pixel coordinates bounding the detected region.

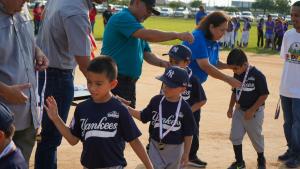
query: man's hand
[
  {"left": 226, "top": 76, "right": 242, "bottom": 88},
  {"left": 35, "top": 48, "right": 49, "bottom": 71},
  {"left": 2, "top": 83, "right": 31, "bottom": 104},
  {"left": 177, "top": 32, "right": 194, "bottom": 44},
  {"left": 44, "top": 96, "right": 60, "bottom": 122}
]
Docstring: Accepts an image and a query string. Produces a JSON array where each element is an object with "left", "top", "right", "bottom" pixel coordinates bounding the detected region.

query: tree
[
  {"left": 274, "top": 0, "right": 291, "bottom": 15},
  {"left": 168, "top": 1, "right": 184, "bottom": 9},
  {"left": 252, "top": 0, "right": 275, "bottom": 14},
  {"left": 190, "top": 0, "right": 202, "bottom": 8}
]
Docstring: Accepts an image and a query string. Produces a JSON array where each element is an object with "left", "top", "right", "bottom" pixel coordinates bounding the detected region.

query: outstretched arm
[
  {"left": 143, "top": 52, "right": 170, "bottom": 68},
  {"left": 129, "top": 138, "right": 153, "bottom": 169},
  {"left": 44, "top": 96, "right": 80, "bottom": 145},
  {"left": 133, "top": 29, "right": 194, "bottom": 43},
  {"left": 127, "top": 106, "right": 142, "bottom": 121}
]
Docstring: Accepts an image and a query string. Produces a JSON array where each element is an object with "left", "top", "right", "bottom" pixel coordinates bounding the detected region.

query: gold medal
[{"left": 158, "top": 141, "right": 164, "bottom": 150}]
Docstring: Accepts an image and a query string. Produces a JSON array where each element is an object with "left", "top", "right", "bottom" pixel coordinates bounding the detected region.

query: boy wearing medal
[
  {"left": 127, "top": 66, "right": 197, "bottom": 169},
  {"left": 226, "top": 48, "right": 269, "bottom": 169}
]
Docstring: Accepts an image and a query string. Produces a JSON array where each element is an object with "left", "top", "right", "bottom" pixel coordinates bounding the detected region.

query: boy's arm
[
  {"left": 191, "top": 100, "right": 206, "bottom": 113},
  {"left": 227, "top": 92, "right": 236, "bottom": 118},
  {"left": 127, "top": 106, "right": 142, "bottom": 121},
  {"left": 129, "top": 138, "right": 153, "bottom": 169},
  {"left": 244, "top": 95, "right": 268, "bottom": 120},
  {"left": 181, "top": 136, "right": 193, "bottom": 167},
  {"left": 44, "top": 96, "right": 80, "bottom": 145}
]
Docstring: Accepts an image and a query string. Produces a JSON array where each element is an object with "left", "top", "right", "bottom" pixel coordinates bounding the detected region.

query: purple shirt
[{"left": 265, "top": 21, "right": 275, "bottom": 34}]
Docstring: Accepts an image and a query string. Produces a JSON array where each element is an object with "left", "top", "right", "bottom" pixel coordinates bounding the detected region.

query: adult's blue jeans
[
  {"left": 281, "top": 95, "right": 300, "bottom": 156},
  {"left": 35, "top": 68, "right": 74, "bottom": 169}
]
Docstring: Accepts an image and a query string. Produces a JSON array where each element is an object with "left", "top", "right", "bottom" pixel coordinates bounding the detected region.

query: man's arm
[
  {"left": 196, "top": 58, "right": 241, "bottom": 88},
  {"left": 129, "top": 138, "right": 153, "bottom": 169},
  {"left": 143, "top": 52, "right": 170, "bottom": 68},
  {"left": 75, "top": 56, "right": 90, "bottom": 78},
  {"left": 132, "top": 29, "right": 194, "bottom": 43},
  {"left": 0, "top": 82, "right": 31, "bottom": 104},
  {"left": 44, "top": 96, "right": 80, "bottom": 145}
]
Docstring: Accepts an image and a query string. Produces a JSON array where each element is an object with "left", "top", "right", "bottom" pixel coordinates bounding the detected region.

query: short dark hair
[
  {"left": 292, "top": 1, "right": 300, "bottom": 7},
  {"left": 87, "top": 56, "right": 118, "bottom": 81},
  {"left": 196, "top": 11, "right": 229, "bottom": 40},
  {"left": 3, "top": 124, "right": 15, "bottom": 138},
  {"left": 227, "top": 48, "right": 248, "bottom": 66}
]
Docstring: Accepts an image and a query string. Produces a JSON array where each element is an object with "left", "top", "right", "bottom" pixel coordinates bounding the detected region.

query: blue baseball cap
[
  {"left": 141, "top": 0, "right": 160, "bottom": 15},
  {"left": 156, "top": 66, "right": 189, "bottom": 88},
  {"left": 0, "top": 102, "right": 14, "bottom": 131},
  {"left": 163, "top": 45, "right": 192, "bottom": 61}
]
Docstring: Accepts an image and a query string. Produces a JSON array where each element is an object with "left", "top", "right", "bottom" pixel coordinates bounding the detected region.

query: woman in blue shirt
[{"left": 182, "top": 11, "right": 241, "bottom": 167}]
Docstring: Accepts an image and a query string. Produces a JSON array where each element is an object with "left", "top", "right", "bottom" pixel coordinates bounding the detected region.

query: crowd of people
[{"left": 0, "top": 0, "right": 300, "bottom": 169}]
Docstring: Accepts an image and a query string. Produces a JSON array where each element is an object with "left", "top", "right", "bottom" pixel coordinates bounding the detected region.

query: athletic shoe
[
  {"left": 278, "top": 150, "right": 292, "bottom": 161},
  {"left": 257, "top": 157, "right": 266, "bottom": 169},
  {"left": 227, "top": 161, "right": 246, "bottom": 169},
  {"left": 188, "top": 158, "right": 207, "bottom": 168},
  {"left": 285, "top": 156, "right": 300, "bottom": 168}
]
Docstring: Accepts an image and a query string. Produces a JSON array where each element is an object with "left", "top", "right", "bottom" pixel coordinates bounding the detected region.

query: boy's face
[
  {"left": 231, "top": 64, "right": 247, "bottom": 75},
  {"left": 291, "top": 6, "right": 300, "bottom": 31},
  {"left": 169, "top": 57, "right": 189, "bottom": 68},
  {"left": 162, "top": 83, "right": 185, "bottom": 100},
  {"left": 87, "top": 72, "right": 117, "bottom": 102}
]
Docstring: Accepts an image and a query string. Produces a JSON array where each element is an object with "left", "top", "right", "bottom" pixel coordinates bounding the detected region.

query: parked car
[
  {"left": 188, "top": 8, "right": 197, "bottom": 18},
  {"left": 160, "top": 7, "right": 174, "bottom": 17},
  {"left": 173, "top": 7, "right": 190, "bottom": 17},
  {"left": 95, "top": 4, "right": 106, "bottom": 13},
  {"left": 256, "top": 14, "right": 267, "bottom": 22},
  {"left": 241, "top": 11, "right": 254, "bottom": 22},
  {"left": 227, "top": 12, "right": 237, "bottom": 19}
]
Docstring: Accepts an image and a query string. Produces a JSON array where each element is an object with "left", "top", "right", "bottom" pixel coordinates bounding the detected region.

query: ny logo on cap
[
  {"left": 171, "top": 46, "right": 179, "bottom": 53},
  {"left": 166, "top": 69, "right": 175, "bottom": 78}
]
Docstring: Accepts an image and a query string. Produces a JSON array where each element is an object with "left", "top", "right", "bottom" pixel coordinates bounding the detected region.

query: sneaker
[
  {"left": 285, "top": 156, "right": 300, "bottom": 168},
  {"left": 227, "top": 161, "right": 246, "bottom": 169},
  {"left": 278, "top": 150, "right": 292, "bottom": 161},
  {"left": 257, "top": 157, "right": 266, "bottom": 169},
  {"left": 188, "top": 158, "right": 207, "bottom": 168}
]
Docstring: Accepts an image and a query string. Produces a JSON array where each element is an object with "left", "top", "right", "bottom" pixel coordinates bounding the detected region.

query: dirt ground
[{"left": 29, "top": 43, "right": 295, "bottom": 169}]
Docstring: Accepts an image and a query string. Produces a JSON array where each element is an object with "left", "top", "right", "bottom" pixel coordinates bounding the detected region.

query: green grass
[{"left": 92, "top": 15, "right": 282, "bottom": 55}]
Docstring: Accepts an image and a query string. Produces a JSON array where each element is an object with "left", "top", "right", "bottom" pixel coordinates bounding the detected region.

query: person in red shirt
[
  {"left": 33, "top": 2, "right": 42, "bottom": 35},
  {"left": 89, "top": 3, "right": 97, "bottom": 33}
]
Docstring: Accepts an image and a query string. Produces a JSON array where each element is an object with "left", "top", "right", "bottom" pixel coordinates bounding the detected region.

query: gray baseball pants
[
  {"left": 230, "top": 106, "right": 265, "bottom": 153},
  {"left": 149, "top": 139, "right": 184, "bottom": 169}
]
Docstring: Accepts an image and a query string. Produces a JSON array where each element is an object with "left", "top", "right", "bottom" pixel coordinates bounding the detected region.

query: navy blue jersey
[
  {"left": 183, "top": 68, "right": 207, "bottom": 113},
  {"left": 0, "top": 148, "right": 27, "bottom": 169},
  {"left": 233, "top": 67, "right": 269, "bottom": 109},
  {"left": 70, "top": 97, "right": 141, "bottom": 168},
  {"left": 141, "top": 95, "right": 196, "bottom": 144}
]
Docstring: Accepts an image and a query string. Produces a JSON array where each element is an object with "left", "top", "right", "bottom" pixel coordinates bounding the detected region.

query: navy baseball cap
[
  {"left": 156, "top": 66, "right": 189, "bottom": 88},
  {"left": 0, "top": 102, "right": 14, "bottom": 131},
  {"left": 141, "top": 0, "right": 160, "bottom": 15},
  {"left": 163, "top": 45, "right": 192, "bottom": 61}
]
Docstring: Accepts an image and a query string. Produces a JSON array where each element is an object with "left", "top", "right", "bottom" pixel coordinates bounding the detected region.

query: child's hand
[
  {"left": 44, "top": 96, "right": 59, "bottom": 121},
  {"left": 180, "top": 153, "right": 189, "bottom": 168},
  {"left": 244, "top": 109, "right": 255, "bottom": 120},
  {"left": 227, "top": 108, "right": 233, "bottom": 118}
]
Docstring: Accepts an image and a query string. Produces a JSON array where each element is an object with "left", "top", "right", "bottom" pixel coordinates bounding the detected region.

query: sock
[
  {"left": 233, "top": 144, "right": 243, "bottom": 163},
  {"left": 257, "top": 152, "right": 265, "bottom": 160}
]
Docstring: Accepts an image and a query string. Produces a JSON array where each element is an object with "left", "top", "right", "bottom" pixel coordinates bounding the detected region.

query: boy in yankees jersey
[
  {"left": 43, "top": 57, "right": 153, "bottom": 169},
  {"left": 226, "top": 48, "right": 269, "bottom": 169},
  {"left": 127, "top": 66, "right": 197, "bottom": 169},
  {"left": 162, "top": 45, "right": 207, "bottom": 168}
]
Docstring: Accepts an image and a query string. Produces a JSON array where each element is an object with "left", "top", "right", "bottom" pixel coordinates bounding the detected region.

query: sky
[{"left": 177, "top": 0, "right": 298, "bottom": 7}]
